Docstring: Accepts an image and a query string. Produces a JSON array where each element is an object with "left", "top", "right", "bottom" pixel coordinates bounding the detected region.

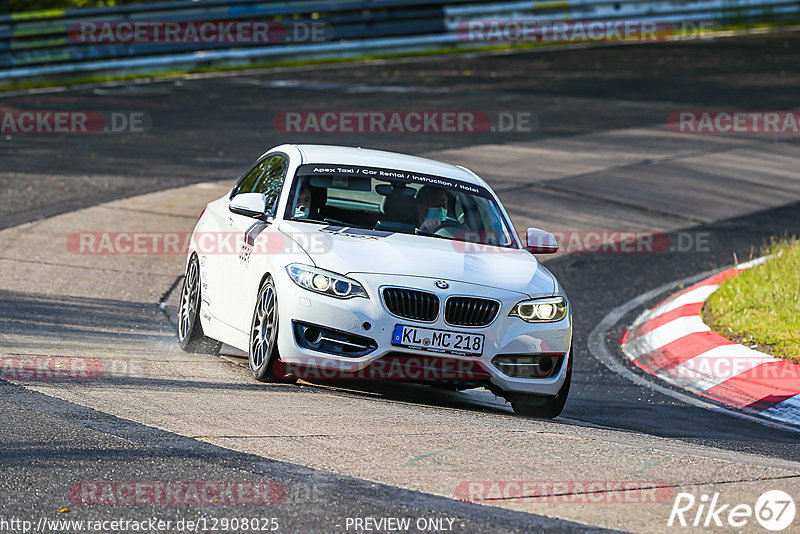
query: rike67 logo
[{"left": 668, "top": 490, "right": 796, "bottom": 531}]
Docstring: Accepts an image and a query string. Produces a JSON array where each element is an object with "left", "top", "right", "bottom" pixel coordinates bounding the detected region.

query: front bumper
[{"left": 274, "top": 269, "right": 572, "bottom": 396}]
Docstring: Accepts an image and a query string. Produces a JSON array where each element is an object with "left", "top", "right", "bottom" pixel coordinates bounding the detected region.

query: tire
[
  {"left": 177, "top": 255, "right": 222, "bottom": 354},
  {"left": 509, "top": 348, "right": 572, "bottom": 418},
  {"left": 249, "top": 276, "right": 296, "bottom": 383}
]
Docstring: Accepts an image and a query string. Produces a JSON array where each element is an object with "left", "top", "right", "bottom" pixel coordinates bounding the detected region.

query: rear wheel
[
  {"left": 177, "top": 255, "right": 221, "bottom": 354},
  {"left": 509, "top": 348, "right": 572, "bottom": 418}
]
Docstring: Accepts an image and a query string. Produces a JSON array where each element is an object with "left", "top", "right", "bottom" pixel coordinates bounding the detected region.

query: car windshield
[{"left": 286, "top": 164, "right": 516, "bottom": 247}]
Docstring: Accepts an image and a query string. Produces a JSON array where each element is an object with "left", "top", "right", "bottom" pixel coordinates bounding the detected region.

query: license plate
[{"left": 391, "top": 324, "right": 484, "bottom": 356}]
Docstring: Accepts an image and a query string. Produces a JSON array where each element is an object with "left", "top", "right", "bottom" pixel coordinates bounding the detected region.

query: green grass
[
  {"left": 1, "top": 0, "right": 139, "bottom": 16},
  {"left": 0, "top": 46, "right": 477, "bottom": 93},
  {"left": 705, "top": 238, "right": 800, "bottom": 363}
]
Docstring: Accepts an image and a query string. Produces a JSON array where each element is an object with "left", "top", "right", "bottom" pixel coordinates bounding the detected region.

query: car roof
[{"left": 289, "top": 144, "right": 487, "bottom": 187}]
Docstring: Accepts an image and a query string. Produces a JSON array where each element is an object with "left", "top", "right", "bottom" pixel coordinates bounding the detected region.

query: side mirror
[
  {"left": 229, "top": 193, "right": 268, "bottom": 218},
  {"left": 525, "top": 227, "right": 559, "bottom": 254}
]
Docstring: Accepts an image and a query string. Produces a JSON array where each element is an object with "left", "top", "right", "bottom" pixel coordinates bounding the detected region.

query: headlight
[
  {"left": 509, "top": 297, "right": 568, "bottom": 322},
  {"left": 286, "top": 264, "right": 368, "bottom": 299}
]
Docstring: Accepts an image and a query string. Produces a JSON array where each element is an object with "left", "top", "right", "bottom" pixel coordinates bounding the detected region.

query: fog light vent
[
  {"left": 293, "top": 321, "right": 377, "bottom": 358},
  {"left": 492, "top": 354, "right": 562, "bottom": 378}
]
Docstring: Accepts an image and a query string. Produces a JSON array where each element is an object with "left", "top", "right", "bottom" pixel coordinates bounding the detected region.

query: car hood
[{"left": 280, "top": 221, "right": 556, "bottom": 297}]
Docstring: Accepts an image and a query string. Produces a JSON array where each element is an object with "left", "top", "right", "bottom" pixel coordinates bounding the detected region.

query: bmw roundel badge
[{"left": 435, "top": 280, "right": 449, "bottom": 290}]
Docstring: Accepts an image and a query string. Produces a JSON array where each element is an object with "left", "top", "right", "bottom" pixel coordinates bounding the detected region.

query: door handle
[{"left": 226, "top": 217, "right": 233, "bottom": 227}]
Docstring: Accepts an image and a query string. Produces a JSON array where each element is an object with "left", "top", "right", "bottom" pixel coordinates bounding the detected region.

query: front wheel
[
  {"left": 509, "top": 348, "right": 572, "bottom": 418},
  {"left": 249, "top": 276, "right": 296, "bottom": 383},
  {"left": 177, "top": 255, "right": 221, "bottom": 354}
]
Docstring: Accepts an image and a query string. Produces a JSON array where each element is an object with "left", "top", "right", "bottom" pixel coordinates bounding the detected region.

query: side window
[
  {"left": 252, "top": 155, "right": 288, "bottom": 214},
  {"left": 231, "top": 158, "right": 270, "bottom": 198}
]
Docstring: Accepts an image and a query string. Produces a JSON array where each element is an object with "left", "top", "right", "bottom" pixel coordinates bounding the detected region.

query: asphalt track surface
[
  {"left": 2, "top": 30, "right": 800, "bottom": 229},
  {"left": 1, "top": 30, "right": 800, "bottom": 533}
]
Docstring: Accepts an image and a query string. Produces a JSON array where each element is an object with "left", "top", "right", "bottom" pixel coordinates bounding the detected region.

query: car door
[
  {"left": 220, "top": 154, "right": 289, "bottom": 331},
  {"left": 200, "top": 157, "right": 271, "bottom": 325}
]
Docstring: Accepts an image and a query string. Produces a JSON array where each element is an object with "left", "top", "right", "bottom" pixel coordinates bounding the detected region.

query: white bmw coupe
[{"left": 178, "top": 144, "right": 572, "bottom": 417}]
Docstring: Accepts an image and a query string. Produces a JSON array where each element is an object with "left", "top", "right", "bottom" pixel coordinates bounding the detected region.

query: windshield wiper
[
  {"left": 290, "top": 217, "right": 328, "bottom": 225},
  {"left": 416, "top": 230, "right": 451, "bottom": 241},
  {"left": 290, "top": 217, "right": 373, "bottom": 231},
  {"left": 324, "top": 219, "right": 376, "bottom": 231}
]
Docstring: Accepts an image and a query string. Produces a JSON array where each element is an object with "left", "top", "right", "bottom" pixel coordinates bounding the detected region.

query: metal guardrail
[
  {"left": 0, "top": 0, "right": 454, "bottom": 68},
  {"left": 0, "top": 0, "right": 798, "bottom": 85},
  {"left": 445, "top": 0, "right": 800, "bottom": 25}
]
